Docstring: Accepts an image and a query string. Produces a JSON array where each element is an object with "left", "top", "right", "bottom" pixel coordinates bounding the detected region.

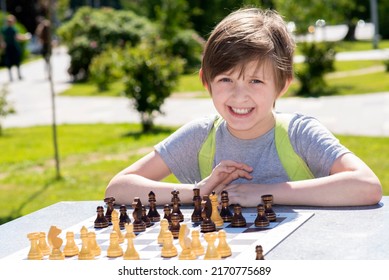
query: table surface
[{"left": 0, "top": 197, "right": 388, "bottom": 260}]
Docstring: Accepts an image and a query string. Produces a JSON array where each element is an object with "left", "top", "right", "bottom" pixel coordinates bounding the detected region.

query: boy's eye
[
  {"left": 250, "top": 79, "right": 263, "bottom": 84},
  {"left": 219, "top": 77, "right": 232, "bottom": 82}
]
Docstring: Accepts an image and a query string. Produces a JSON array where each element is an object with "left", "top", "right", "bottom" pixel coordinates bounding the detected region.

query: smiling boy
[{"left": 105, "top": 8, "right": 382, "bottom": 207}]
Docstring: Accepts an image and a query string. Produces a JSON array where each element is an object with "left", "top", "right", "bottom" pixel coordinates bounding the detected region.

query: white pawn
[
  {"left": 191, "top": 230, "right": 204, "bottom": 256},
  {"left": 63, "top": 231, "right": 79, "bottom": 257},
  {"left": 217, "top": 230, "right": 231, "bottom": 258},
  {"left": 123, "top": 224, "right": 139, "bottom": 260},
  {"left": 161, "top": 231, "right": 177, "bottom": 258},
  {"left": 107, "top": 231, "right": 123, "bottom": 258},
  {"left": 158, "top": 218, "right": 169, "bottom": 245}
]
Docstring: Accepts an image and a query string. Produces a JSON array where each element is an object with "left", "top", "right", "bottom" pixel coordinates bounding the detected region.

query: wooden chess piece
[
  {"left": 88, "top": 231, "right": 101, "bottom": 256},
  {"left": 48, "top": 226, "right": 65, "bottom": 260},
  {"left": 158, "top": 218, "right": 169, "bottom": 245},
  {"left": 220, "top": 191, "right": 233, "bottom": 222},
  {"left": 191, "top": 188, "right": 202, "bottom": 223},
  {"left": 171, "top": 190, "right": 184, "bottom": 222},
  {"left": 163, "top": 204, "right": 172, "bottom": 224},
  {"left": 231, "top": 204, "right": 246, "bottom": 227},
  {"left": 132, "top": 197, "right": 146, "bottom": 232},
  {"left": 191, "top": 230, "right": 204, "bottom": 256},
  {"left": 255, "top": 204, "right": 270, "bottom": 227},
  {"left": 94, "top": 205, "right": 109, "bottom": 228},
  {"left": 169, "top": 212, "right": 181, "bottom": 239},
  {"left": 111, "top": 209, "right": 124, "bottom": 243},
  {"left": 255, "top": 245, "right": 265, "bottom": 260},
  {"left": 203, "top": 232, "right": 221, "bottom": 260},
  {"left": 178, "top": 223, "right": 196, "bottom": 260},
  {"left": 200, "top": 195, "right": 216, "bottom": 233},
  {"left": 161, "top": 231, "right": 177, "bottom": 258},
  {"left": 104, "top": 196, "right": 115, "bottom": 223},
  {"left": 119, "top": 205, "right": 131, "bottom": 229},
  {"left": 261, "top": 194, "right": 276, "bottom": 222},
  {"left": 27, "top": 232, "right": 43, "bottom": 260},
  {"left": 210, "top": 192, "right": 224, "bottom": 227},
  {"left": 38, "top": 232, "right": 50, "bottom": 256},
  {"left": 78, "top": 226, "right": 94, "bottom": 260},
  {"left": 217, "top": 230, "right": 231, "bottom": 258},
  {"left": 63, "top": 231, "right": 79, "bottom": 257},
  {"left": 107, "top": 231, "right": 123, "bottom": 258},
  {"left": 147, "top": 191, "right": 161, "bottom": 222},
  {"left": 123, "top": 224, "right": 140, "bottom": 260},
  {"left": 141, "top": 205, "right": 152, "bottom": 227}
]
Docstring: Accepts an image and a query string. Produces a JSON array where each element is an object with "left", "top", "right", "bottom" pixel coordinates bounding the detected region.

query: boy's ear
[
  {"left": 199, "top": 68, "right": 209, "bottom": 90},
  {"left": 278, "top": 78, "right": 292, "bottom": 98}
]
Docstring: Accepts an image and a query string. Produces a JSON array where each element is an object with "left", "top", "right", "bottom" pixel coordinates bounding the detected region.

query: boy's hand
[{"left": 200, "top": 160, "right": 253, "bottom": 195}]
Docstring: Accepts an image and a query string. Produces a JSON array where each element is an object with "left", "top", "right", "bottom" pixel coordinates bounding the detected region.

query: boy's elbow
[{"left": 364, "top": 176, "right": 382, "bottom": 205}]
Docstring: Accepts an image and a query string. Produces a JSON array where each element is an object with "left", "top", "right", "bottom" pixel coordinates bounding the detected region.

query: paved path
[{"left": 2, "top": 47, "right": 389, "bottom": 136}]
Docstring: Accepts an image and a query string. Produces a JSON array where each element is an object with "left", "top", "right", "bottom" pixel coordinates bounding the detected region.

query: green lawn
[{"left": 0, "top": 124, "right": 387, "bottom": 225}]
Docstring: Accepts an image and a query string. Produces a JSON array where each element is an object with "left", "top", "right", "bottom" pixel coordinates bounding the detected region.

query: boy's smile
[{"left": 209, "top": 60, "right": 287, "bottom": 140}]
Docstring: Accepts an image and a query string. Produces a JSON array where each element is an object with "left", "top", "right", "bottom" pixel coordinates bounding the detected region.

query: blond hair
[{"left": 201, "top": 8, "right": 295, "bottom": 94}]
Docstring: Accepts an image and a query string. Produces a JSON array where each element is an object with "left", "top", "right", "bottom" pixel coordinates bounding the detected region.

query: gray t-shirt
[{"left": 155, "top": 113, "right": 350, "bottom": 184}]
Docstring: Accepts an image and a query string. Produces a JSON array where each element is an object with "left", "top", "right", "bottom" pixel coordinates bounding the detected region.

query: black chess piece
[
  {"left": 119, "top": 204, "right": 131, "bottom": 229},
  {"left": 104, "top": 197, "right": 115, "bottom": 223},
  {"left": 261, "top": 194, "right": 276, "bottom": 222},
  {"left": 254, "top": 204, "right": 269, "bottom": 227},
  {"left": 94, "top": 206, "right": 109, "bottom": 228},
  {"left": 200, "top": 195, "right": 216, "bottom": 233},
  {"left": 163, "top": 204, "right": 172, "bottom": 224},
  {"left": 147, "top": 191, "right": 161, "bottom": 222},
  {"left": 231, "top": 204, "right": 246, "bottom": 227},
  {"left": 141, "top": 205, "right": 152, "bottom": 227},
  {"left": 131, "top": 197, "right": 146, "bottom": 232},
  {"left": 171, "top": 190, "right": 184, "bottom": 222},
  {"left": 255, "top": 245, "right": 265, "bottom": 260},
  {"left": 191, "top": 188, "right": 202, "bottom": 223},
  {"left": 219, "top": 191, "right": 233, "bottom": 222},
  {"left": 169, "top": 213, "right": 181, "bottom": 239}
]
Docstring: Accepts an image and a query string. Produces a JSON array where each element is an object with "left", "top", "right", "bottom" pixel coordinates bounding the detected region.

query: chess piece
[
  {"left": 27, "top": 232, "right": 43, "bottom": 260},
  {"left": 191, "top": 188, "right": 202, "bottom": 222},
  {"left": 163, "top": 204, "right": 172, "bottom": 224},
  {"left": 231, "top": 204, "right": 246, "bottom": 227},
  {"left": 169, "top": 212, "right": 181, "bottom": 239},
  {"left": 141, "top": 205, "right": 152, "bottom": 227},
  {"left": 217, "top": 230, "right": 231, "bottom": 258},
  {"left": 203, "top": 232, "right": 221, "bottom": 260},
  {"left": 255, "top": 204, "right": 270, "bottom": 227},
  {"left": 107, "top": 231, "right": 123, "bottom": 258},
  {"left": 147, "top": 191, "right": 161, "bottom": 222},
  {"left": 48, "top": 226, "right": 65, "bottom": 260},
  {"left": 200, "top": 195, "right": 216, "bottom": 233},
  {"left": 94, "top": 205, "right": 109, "bottom": 228},
  {"left": 158, "top": 219, "right": 169, "bottom": 245},
  {"left": 191, "top": 230, "right": 204, "bottom": 256},
  {"left": 119, "top": 205, "right": 131, "bottom": 229},
  {"left": 262, "top": 194, "right": 276, "bottom": 222},
  {"left": 88, "top": 231, "right": 101, "bottom": 256},
  {"left": 78, "top": 226, "right": 94, "bottom": 260},
  {"left": 132, "top": 197, "right": 146, "bottom": 232},
  {"left": 63, "top": 231, "right": 79, "bottom": 257},
  {"left": 220, "top": 191, "right": 233, "bottom": 222},
  {"left": 178, "top": 223, "right": 196, "bottom": 260},
  {"left": 161, "top": 231, "right": 177, "bottom": 258},
  {"left": 38, "top": 232, "right": 50, "bottom": 256},
  {"left": 123, "top": 224, "right": 140, "bottom": 260},
  {"left": 171, "top": 190, "right": 184, "bottom": 222},
  {"left": 104, "top": 197, "right": 115, "bottom": 223},
  {"left": 210, "top": 192, "right": 224, "bottom": 227},
  {"left": 255, "top": 245, "right": 265, "bottom": 260},
  {"left": 111, "top": 209, "right": 124, "bottom": 243}
]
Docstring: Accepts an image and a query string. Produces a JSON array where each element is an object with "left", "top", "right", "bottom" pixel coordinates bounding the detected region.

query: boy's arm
[
  {"left": 105, "top": 150, "right": 195, "bottom": 205},
  {"left": 215, "top": 153, "right": 382, "bottom": 207}
]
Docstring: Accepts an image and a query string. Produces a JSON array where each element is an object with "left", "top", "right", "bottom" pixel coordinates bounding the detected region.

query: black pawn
[
  {"left": 254, "top": 204, "right": 269, "bottom": 227},
  {"left": 169, "top": 213, "right": 181, "bottom": 239},
  {"left": 142, "top": 205, "right": 152, "bottom": 227},
  {"left": 119, "top": 204, "right": 131, "bottom": 229},
  {"left": 231, "top": 204, "right": 246, "bottom": 227},
  {"left": 219, "top": 191, "right": 233, "bottom": 222},
  {"left": 261, "top": 194, "right": 276, "bottom": 222},
  {"left": 163, "top": 204, "right": 172, "bottom": 224},
  {"left": 94, "top": 206, "right": 109, "bottom": 228}
]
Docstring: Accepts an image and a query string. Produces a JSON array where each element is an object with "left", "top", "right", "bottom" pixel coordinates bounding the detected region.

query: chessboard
[{"left": 3, "top": 207, "right": 314, "bottom": 261}]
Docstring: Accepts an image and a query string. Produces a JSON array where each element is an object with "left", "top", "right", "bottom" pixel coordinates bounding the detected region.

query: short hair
[{"left": 201, "top": 8, "right": 295, "bottom": 94}]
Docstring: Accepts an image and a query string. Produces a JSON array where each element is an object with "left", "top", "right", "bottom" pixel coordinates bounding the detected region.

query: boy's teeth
[{"left": 231, "top": 107, "right": 252, "bottom": 114}]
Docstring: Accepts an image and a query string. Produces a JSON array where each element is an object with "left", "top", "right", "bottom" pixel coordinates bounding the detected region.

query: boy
[{"left": 105, "top": 8, "right": 382, "bottom": 207}]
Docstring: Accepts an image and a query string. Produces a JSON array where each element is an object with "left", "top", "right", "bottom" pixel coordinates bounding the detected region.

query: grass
[{"left": 0, "top": 124, "right": 388, "bottom": 225}]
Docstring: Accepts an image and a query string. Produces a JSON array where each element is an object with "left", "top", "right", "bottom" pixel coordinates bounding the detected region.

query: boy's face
[{"left": 209, "top": 60, "right": 288, "bottom": 139}]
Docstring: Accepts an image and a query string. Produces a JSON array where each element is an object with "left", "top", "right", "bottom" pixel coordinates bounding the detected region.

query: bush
[{"left": 295, "top": 42, "right": 336, "bottom": 97}]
